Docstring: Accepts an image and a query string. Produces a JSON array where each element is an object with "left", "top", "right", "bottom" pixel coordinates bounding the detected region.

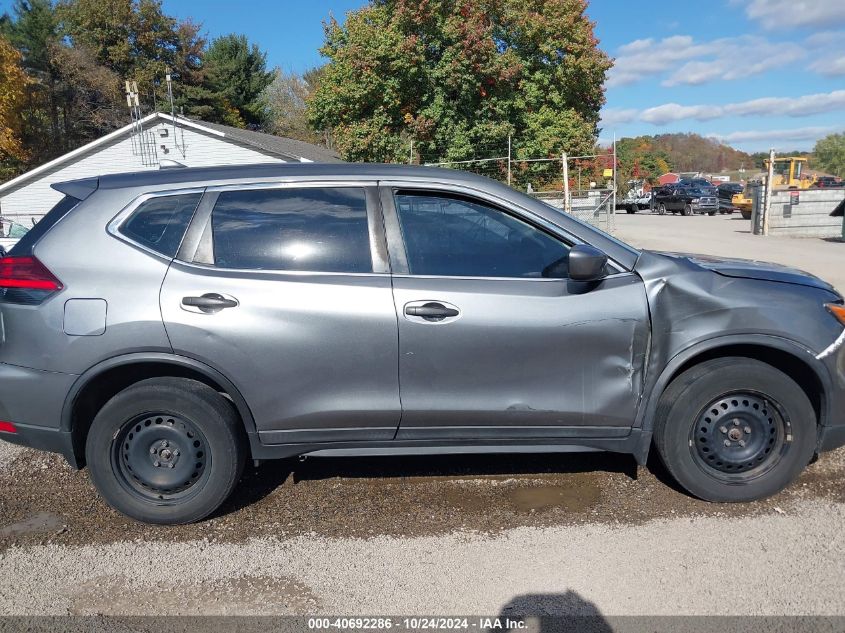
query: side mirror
[{"left": 568, "top": 244, "right": 608, "bottom": 282}]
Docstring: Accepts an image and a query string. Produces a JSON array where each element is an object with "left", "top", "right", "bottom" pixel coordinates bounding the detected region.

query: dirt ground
[{"left": 0, "top": 211, "right": 843, "bottom": 617}]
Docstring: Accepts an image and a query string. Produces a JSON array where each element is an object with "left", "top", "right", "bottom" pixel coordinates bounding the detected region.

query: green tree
[
  {"left": 813, "top": 133, "right": 845, "bottom": 178},
  {"left": 189, "top": 34, "right": 273, "bottom": 127},
  {"left": 57, "top": 0, "right": 205, "bottom": 107},
  {"left": 309, "top": 0, "right": 611, "bottom": 182}
]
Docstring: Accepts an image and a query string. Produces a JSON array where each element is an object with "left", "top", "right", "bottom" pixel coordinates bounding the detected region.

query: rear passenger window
[
  {"left": 210, "top": 188, "right": 372, "bottom": 272},
  {"left": 119, "top": 193, "right": 201, "bottom": 257}
]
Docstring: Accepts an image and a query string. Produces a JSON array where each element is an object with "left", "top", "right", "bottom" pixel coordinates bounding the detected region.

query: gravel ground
[{"left": 0, "top": 445, "right": 843, "bottom": 615}]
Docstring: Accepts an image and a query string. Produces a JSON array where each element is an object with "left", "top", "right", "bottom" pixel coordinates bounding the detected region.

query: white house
[{"left": 0, "top": 112, "right": 341, "bottom": 229}]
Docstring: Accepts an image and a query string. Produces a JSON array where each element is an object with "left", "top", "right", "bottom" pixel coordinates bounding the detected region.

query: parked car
[
  {"left": 620, "top": 190, "right": 653, "bottom": 214},
  {"left": 717, "top": 183, "right": 743, "bottom": 214},
  {"left": 811, "top": 176, "right": 844, "bottom": 189},
  {"left": 1, "top": 163, "right": 843, "bottom": 524},
  {"left": 0, "top": 216, "right": 32, "bottom": 254},
  {"left": 654, "top": 184, "right": 720, "bottom": 215}
]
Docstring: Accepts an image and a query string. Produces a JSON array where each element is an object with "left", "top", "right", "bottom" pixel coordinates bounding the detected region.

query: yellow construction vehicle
[{"left": 764, "top": 157, "right": 817, "bottom": 189}]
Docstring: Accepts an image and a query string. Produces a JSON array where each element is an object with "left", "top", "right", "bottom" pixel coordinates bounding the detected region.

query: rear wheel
[
  {"left": 86, "top": 377, "right": 246, "bottom": 524},
  {"left": 654, "top": 357, "right": 816, "bottom": 502}
]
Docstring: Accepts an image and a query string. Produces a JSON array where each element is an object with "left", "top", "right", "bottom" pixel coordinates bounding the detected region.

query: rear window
[
  {"left": 119, "top": 193, "right": 202, "bottom": 257},
  {"left": 210, "top": 187, "right": 372, "bottom": 272},
  {"left": 9, "top": 195, "right": 80, "bottom": 256}
]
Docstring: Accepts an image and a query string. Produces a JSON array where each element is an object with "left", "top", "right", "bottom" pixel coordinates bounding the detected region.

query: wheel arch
[
  {"left": 637, "top": 335, "right": 831, "bottom": 437},
  {"left": 61, "top": 353, "right": 257, "bottom": 467}
]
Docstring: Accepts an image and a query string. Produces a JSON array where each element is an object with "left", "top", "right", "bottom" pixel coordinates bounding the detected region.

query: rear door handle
[
  {"left": 181, "top": 293, "right": 238, "bottom": 314},
  {"left": 404, "top": 301, "right": 460, "bottom": 322}
]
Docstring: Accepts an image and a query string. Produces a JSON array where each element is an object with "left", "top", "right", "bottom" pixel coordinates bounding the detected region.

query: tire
[
  {"left": 626, "top": 205, "right": 635, "bottom": 214},
  {"left": 86, "top": 377, "right": 246, "bottom": 524},
  {"left": 741, "top": 209, "right": 752, "bottom": 220},
  {"left": 708, "top": 210, "right": 717, "bottom": 216},
  {"left": 657, "top": 204, "right": 667, "bottom": 215},
  {"left": 682, "top": 204, "right": 692, "bottom": 216},
  {"left": 654, "top": 358, "right": 816, "bottom": 502}
]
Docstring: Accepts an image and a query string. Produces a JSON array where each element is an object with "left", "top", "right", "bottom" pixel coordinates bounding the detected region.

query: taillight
[
  {"left": 0, "top": 421, "right": 16, "bottom": 433},
  {"left": 0, "top": 256, "right": 63, "bottom": 304}
]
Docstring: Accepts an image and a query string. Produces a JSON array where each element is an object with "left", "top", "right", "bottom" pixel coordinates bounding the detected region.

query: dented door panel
[{"left": 392, "top": 273, "right": 651, "bottom": 439}]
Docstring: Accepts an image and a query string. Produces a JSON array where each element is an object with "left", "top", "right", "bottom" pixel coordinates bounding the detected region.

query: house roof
[
  {"left": 196, "top": 119, "right": 341, "bottom": 164},
  {"left": 0, "top": 112, "right": 341, "bottom": 195}
]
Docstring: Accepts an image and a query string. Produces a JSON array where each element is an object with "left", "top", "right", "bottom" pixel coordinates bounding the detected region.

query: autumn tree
[
  {"left": 309, "top": 0, "right": 611, "bottom": 183},
  {"left": 263, "top": 66, "right": 325, "bottom": 144},
  {"left": 813, "top": 133, "right": 845, "bottom": 178},
  {"left": 0, "top": 35, "right": 31, "bottom": 177},
  {"left": 57, "top": 0, "right": 205, "bottom": 98}
]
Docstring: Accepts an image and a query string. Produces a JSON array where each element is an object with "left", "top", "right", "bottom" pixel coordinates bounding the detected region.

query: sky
[{"left": 3, "top": 0, "right": 844, "bottom": 153}]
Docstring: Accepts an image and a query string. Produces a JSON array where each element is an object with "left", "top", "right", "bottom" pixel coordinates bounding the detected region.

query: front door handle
[
  {"left": 182, "top": 293, "right": 238, "bottom": 314},
  {"left": 404, "top": 301, "right": 460, "bottom": 322}
]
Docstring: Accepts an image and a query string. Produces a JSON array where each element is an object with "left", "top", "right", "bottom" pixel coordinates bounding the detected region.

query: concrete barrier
[{"left": 753, "top": 188, "right": 844, "bottom": 238}]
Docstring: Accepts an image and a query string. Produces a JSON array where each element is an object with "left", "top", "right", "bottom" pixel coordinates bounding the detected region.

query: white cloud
[
  {"left": 608, "top": 34, "right": 805, "bottom": 88},
  {"left": 737, "top": 0, "right": 845, "bottom": 30},
  {"left": 607, "top": 35, "right": 718, "bottom": 87},
  {"left": 805, "top": 30, "right": 845, "bottom": 48},
  {"left": 661, "top": 38, "right": 804, "bottom": 86},
  {"left": 601, "top": 90, "right": 845, "bottom": 127},
  {"left": 708, "top": 125, "right": 839, "bottom": 144},
  {"left": 810, "top": 55, "right": 845, "bottom": 77},
  {"left": 599, "top": 108, "right": 639, "bottom": 127}
]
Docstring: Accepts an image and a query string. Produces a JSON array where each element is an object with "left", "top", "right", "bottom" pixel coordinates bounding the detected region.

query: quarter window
[
  {"left": 119, "top": 193, "right": 201, "bottom": 257},
  {"left": 394, "top": 192, "right": 571, "bottom": 278},
  {"left": 210, "top": 188, "right": 372, "bottom": 272}
]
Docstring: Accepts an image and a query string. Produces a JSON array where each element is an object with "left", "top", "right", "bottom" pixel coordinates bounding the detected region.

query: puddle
[
  {"left": 508, "top": 485, "right": 601, "bottom": 513},
  {"left": 443, "top": 482, "right": 601, "bottom": 515},
  {"left": 0, "top": 512, "right": 64, "bottom": 537},
  {"left": 68, "top": 575, "right": 318, "bottom": 615}
]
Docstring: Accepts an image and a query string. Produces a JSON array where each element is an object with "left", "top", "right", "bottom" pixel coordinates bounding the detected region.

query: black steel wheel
[
  {"left": 689, "top": 392, "right": 790, "bottom": 481},
  {"left": 654, "top": 357, "right": 816, "bottom": 502},
  {"left": 113, "top": 413, "right": 210, "bottom": 503},
  {"left": 87, "top": 377, "right": 245, "bottom": 524}
]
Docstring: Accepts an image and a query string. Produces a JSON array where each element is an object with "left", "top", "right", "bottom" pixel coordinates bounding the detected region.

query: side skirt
[{"left": 246, "top": 429, "right": 651, "bottom": 465}]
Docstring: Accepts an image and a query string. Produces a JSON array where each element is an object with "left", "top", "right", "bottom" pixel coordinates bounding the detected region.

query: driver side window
[{"left": 394, "top": 191, "right": 571, "bottom": 278}]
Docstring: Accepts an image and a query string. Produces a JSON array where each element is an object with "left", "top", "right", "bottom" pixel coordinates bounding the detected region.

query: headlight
[{"left": 691, "top": 198, "right": 700, "bottom": 203}]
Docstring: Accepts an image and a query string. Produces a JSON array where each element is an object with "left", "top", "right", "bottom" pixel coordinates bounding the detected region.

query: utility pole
[
  {"left": 507, "top": 134, "right": 512, "bottom": 187},
  {"left": 409, "top": 139, "right": 414, "bottom": 165},
  {"left": 612, "top": 133, "right": 617, "bottom": 229},
  {"left": 763, "top": 147, "right": 775, "bottom": 236},
  {"left": 562, "top": 152, "right": 570, "bottom": 213}
]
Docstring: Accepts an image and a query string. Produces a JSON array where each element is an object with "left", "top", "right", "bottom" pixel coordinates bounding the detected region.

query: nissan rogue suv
[{"left": 0, "top": 163, "right": 843, "bottom": 524}]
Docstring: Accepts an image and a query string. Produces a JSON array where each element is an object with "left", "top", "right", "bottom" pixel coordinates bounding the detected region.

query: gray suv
[{"left": 1, "top": 163, "right": 843, "bottom": 524}]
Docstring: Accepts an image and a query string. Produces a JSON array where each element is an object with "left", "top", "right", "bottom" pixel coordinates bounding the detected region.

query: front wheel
[
  {"left": 682, "top": 204, "right": 693, "bottom": 216},
  {"left": 708, "top": 210, "right": 717, "bottom": 216},
  {"left": 86, "top": 377, "right": 246, "bottom": 524},
  {"left": 657, "top": 204, "right": 667, "bottom": 215},
  {"left": 654, "top": 358, "right": 816, "bottom": 502}
]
